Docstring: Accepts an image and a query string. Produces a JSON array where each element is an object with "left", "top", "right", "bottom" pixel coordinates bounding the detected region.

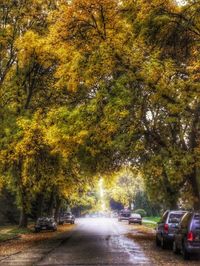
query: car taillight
[
  {"left": 164, "top": 224, "right": 169, "bottom": 233},
  {"left": 187, "top": 231, "right": 194, "bottom": 241}
]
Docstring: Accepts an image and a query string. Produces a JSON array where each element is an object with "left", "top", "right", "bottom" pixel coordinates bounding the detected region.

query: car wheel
[
  {"left": 173, "top": 241, "right": 180, "bottom": 254},
  {"left": 156, "top": 235, "right": 161, "bottom": 247},
  {"left": 182, "top": 244, "right": 190, "bottom": 260},
  {"left": 161, "top": 236, "right": 167, "bottom": 249},
  {"left": 128, "top": 221, "right": 131, "bottom": 224}
]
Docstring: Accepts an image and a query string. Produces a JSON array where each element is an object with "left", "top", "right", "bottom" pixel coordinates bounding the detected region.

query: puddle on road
[{"left": 108, "top": 234, "right": 151, "bottom": 265}]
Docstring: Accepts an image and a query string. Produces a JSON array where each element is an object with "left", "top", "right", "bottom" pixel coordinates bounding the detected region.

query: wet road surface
[{"left": 0, "top": 218, "right": 150, "bottom": 266}]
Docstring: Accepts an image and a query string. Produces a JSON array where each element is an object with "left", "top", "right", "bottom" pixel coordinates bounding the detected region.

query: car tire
[
  {"left": 182, "top": 244, "right": 190, "bottom": 260},
  {"left": 173, "top": 241, "right": 180, "bottom": 254},
  {"left": 156, "top": 235, "right": 161, "bottom": 247},
  {"left": 128, "top": 221, "right": 131, "bottom": 224},
  {"left": 161, "top": 236, "right": 167, "bottom": 249}
]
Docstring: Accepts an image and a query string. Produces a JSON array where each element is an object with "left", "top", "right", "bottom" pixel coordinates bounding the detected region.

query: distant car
[
  {"left": 173, "top": 212, "right": 200, "bottom": 260},
  {"left": 118, "top": 209, "right": 131, "bottom": 221},
  {"left": 111, "top": 211, "right": 118, "bottom": 218},
  {"left": 156, "top": 210, "right": 187, "bottom": 249},
  {"left": 59, "top": 212, "right": 75, "bottom": 225},
  {"left": 129, "top": 213, "right": 142, "bottom": 225},
  {"left": 35, "top": 217, "right": 57, "bottom": 232}
]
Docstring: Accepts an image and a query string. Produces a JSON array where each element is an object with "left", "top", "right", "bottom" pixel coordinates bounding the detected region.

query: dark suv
[
  {"left": 156, "top": 210, "right": 186, "bottom": 248},
  {"left": 173, "top": 212, "right": 200, "bottom": 260},
  {"left": 118, "top": 209, "right": 131, "bottom": 221}
]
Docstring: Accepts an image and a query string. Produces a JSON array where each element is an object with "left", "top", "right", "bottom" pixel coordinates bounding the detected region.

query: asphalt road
[{"left": 0, "top": 218, "right": 151, "bottom": 266}]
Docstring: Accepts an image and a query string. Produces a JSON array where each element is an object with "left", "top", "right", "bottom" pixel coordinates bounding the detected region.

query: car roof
[{"left": 168, "top": 210, "right": 187, "bottom": 214}]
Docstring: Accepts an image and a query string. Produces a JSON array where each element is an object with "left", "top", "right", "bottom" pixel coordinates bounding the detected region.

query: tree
[{"left": 106, "top": 168, "right": 143, "bottom": 209}]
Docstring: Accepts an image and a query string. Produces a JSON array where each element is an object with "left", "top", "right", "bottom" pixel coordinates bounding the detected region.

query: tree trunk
[
  {"left": 168, "top": 198, "right": 178, "bottom": 210},
  {"left": 19, "top": 206, "right": 28, "bottom": 228},
  {"left": 162, "top": 167, "right": 179, "bottom": 210},
  {"left": 189, "top": 105, "right": 200, "bottom": 210},
  {"left": 48, "top": 190, "right": 55, "bottom": 216},
  {"left": 18, "top": 179, "right": 28, "bottom": 228},
  {"left": 54, "top": 197, "right": 62, "bottom": 222},
  {"left": 190, "top": 168, "right": 200, "bottom": 210},
  {"left": 36, "top": 193, "right": 44, "bottom": 219}
]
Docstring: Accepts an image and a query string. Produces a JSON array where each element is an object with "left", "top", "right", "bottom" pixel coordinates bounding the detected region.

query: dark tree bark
[
  {"left": 19, "top": 206, "right": 28, "bottom": 228},
  {"left": 190, "top": 168, "right": 200, "bottom": 210},
  {"left": 189, "top": 105, "right": 200, "bottom": 210},
  {"left": 36, "top": 193, "right": 44, "bottom": 219},
  {"left": 54, "top": 196, "right": 62, "bottom": 222},
  {"left": 47, "top": 190, "right": 55, "bottom": 216}
]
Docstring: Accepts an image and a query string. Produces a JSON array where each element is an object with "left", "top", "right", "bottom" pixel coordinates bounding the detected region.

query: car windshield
[
  {"left": 120, "top": 211, "right": 131, "bottom": 217},
  {"left": 168, "top": 213, "right": 185, "bottom": 223},
  {"left": 131, "top": 214, "right": 141, "bottom": 218}
]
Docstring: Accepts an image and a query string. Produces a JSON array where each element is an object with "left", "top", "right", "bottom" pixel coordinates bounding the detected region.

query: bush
[{"left": 134, "top": 209, "right": 147, "bottom": 217}]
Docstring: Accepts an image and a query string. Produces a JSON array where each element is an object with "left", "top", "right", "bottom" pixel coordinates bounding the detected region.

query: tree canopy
[{"left": 0, "top": 0, "right": 200, "bottom": 226}]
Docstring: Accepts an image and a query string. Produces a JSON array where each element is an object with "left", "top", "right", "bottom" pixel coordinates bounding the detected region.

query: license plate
[
  {"left": 42, "top": 227, "right": 46, "bottom": 229},
  {"left": 195, "top": 235, "right": 200, "bottom": 241}
]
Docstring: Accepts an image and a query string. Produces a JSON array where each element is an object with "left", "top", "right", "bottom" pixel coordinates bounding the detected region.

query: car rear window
[
  {"left": 168, "top": 213, "right": 185, "bottom": 223},
  {"left": 120, "top": 212, "right": 131, "bottom": 217},
  {"left": 194, "top": 214, "right": 200, "bottom": 219},
  {"left": 192, "top": 214, "right": 200, "bottom": 230},
  {"left": 131, "top": 214, "right": 141, "bottom": 218}
]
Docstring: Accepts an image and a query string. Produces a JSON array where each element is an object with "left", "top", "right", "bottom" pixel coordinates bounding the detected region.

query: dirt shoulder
[
  {"left": 0, "top": 224, "right": 75, "bottom": 257},
  {"left": 126, "top": 224, "right": 200, "bottom": 266}
]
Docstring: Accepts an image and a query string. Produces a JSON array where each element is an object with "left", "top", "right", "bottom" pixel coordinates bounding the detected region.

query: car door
[
  {"left": 177, "top": 213, "right": 192, "bottom": 249},
  {"left": 157, "top": 211, "right": 169, "bottom": 239},
  {"left": 191, "top": 213, "right": 200, "bottom": 245}
]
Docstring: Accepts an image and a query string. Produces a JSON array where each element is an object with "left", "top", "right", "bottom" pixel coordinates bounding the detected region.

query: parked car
[
  {"left": 59, "top": 212, "right": 75, "bottom": 225},
  {"left": 111, "top": 211, "right": 119, "bottom": 218},
  {"left": 156, "top": 210, "right": 187, "bottom": 248},
  {"left": 118, "top": 209, "right": 131, "bottom": 221},
  {"left": 35, "top": 217, "right": 57, "bottom": 232},
  {"left": 129, "top": 213, "right": 142, "bottom": 225},
  {"left": 173, "top": 212, "right": 200, "bottom": 260}
]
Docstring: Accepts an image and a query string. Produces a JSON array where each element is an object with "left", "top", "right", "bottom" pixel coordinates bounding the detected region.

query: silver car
[{"left": 129, "top": 213, "right": 142, "bottom": 225}]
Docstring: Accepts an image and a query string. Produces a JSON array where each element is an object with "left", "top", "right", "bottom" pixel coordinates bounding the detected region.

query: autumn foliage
[{"left": 0, "top": 0, "right": 200, "bottom": 227}]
